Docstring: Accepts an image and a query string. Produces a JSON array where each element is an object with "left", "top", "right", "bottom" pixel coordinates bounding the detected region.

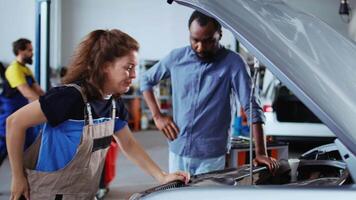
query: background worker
[
  {"left": 141, "top": 11, "right": 278, "bottom": 175},
  {"left": 0, "top": 38, "right": 44, "bottom": 167},
  {"left": 6, "top": 29, "right": 189, "bottom": 200}
]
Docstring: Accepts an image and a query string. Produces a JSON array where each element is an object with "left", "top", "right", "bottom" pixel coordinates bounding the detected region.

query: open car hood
[{"left": 172, "top": 0, "right": 356, "bottom": 155}]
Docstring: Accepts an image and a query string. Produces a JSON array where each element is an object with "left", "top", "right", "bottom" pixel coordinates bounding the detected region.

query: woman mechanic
[{"left": 6, "top": 29, "right": 189, "bottom": 200}]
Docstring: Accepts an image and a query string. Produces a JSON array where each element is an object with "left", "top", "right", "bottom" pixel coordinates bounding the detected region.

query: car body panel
[
  {"left": 132, "top": 156, "right": 352, "bottom": 199},
  {"left": 140, "top": 187, "right": 356, "bottom": 200},
  {"left": 173, "top": 0, "right": 356, "bottom": 155},
  {"left": 264, "top": 113, "right": 334, "bottom": 137}
]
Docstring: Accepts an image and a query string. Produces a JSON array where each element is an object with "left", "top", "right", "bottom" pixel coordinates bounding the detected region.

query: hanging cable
[{"left": 249, "top": 57, "right": 260, "bottom": 185}]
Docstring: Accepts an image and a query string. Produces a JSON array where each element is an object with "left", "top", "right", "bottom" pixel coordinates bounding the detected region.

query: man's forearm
[
  {"left": 33, "top": 83, "right": 45, "bottom": 96},
  {"left": 23, "top": 90, "right": 40, "bottom": 102},
  {"left": 17, "top": 84, "right": 40, "bottom": 102},
  {"left": 252, "top": 123, "right": 268, "bottom": 156},
  {"left": 142, "top": 90, "right": 162, "bottom": 118}
]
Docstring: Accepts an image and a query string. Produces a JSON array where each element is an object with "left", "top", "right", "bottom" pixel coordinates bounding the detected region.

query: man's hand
[
  {"left": 142, "top": 90, "right": 179, "bottom": 140},
  {"left": 251, "top": 123, "right": 279, "bottom": 173},
  {"left": 153, "top": 114, "right": 179, "bottom": 141},
  {"left": 254, "top": 154, "right": 279, "bottom": 173}
]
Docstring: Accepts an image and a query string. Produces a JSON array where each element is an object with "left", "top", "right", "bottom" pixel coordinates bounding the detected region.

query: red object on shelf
[
  {"left": 130, "top": 97, "right": 141, "bottom": 131},
  {"left": 160, "top": 102, "right": 171, "bottom": 109},
  {"left": 103, "top": 140, "right": 119, "bottom": 186}
]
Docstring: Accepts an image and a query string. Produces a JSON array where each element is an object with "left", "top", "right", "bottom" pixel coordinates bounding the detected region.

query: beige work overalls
[{"left": 23, "top": 84, "right": 116, "bottom": 200}]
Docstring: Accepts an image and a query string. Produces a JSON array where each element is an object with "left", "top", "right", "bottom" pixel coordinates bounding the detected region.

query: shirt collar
[
  {"left": 103, "top": 94, "right": 112, "bottom": 100},
  {"left": 188, "top": 45, "right": 227, "bottom": 63}
]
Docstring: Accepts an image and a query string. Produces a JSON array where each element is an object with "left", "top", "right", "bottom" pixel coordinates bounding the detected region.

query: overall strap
[
  {"left": 111, "top": 99, "right": 116, "bottom": 120},
  {"left": 65, "top": 84, "right": 94, "bottom": 125}
]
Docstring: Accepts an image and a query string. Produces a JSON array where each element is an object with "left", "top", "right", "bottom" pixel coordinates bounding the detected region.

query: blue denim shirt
[{"left": 140, "top": 46, "right": 264, "bottom": 158}]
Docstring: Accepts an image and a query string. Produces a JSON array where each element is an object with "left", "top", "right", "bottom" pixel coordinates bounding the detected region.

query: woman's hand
[
  {"left": 10, "top": 175, "right": 30, "bottom": 200},
  {"left": 159, "top": 171, "right": 190, "bottom": 185}
]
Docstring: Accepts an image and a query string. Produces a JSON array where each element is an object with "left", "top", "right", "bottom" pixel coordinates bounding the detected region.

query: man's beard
[
  {"left": 194, "top": 50, "right": 215, "bottom": 62},
  {"left": 23, "top": 57, "right": 33, "bottom": 65}
]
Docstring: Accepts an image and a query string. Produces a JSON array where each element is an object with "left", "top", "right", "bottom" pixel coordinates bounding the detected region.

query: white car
[{"left": 261, "top": 69, "right": 335, "bottom": 142}]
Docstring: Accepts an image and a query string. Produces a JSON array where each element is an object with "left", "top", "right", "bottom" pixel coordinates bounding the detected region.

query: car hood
[{"left": 172, "top": 0, "right": 356, "bottom": 155}]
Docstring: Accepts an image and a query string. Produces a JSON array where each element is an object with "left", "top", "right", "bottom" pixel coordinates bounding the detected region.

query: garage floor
[
  {"left": 0, "top": 130, "right": 168, "bottom": 200},
  {"left": 0, "top": 130, "right": 316, "bottom": 200}
]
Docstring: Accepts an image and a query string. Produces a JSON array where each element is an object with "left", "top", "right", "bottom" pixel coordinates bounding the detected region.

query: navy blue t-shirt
[
  {"left": 39, "top": 86, "right": 129, "bottom": 126},
  {"left": 36, "top": 85, "right": 129, "bottom": 172}
]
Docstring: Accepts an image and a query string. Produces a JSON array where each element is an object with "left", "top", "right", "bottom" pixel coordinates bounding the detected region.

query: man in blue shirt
[{"left": 141, "top": 11, "right": 278, "bottom": 175}]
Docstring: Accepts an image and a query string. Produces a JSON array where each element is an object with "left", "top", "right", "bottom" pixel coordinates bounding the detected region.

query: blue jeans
[{"left": 169, "top": 151, "right": 225, "bottom": 175}]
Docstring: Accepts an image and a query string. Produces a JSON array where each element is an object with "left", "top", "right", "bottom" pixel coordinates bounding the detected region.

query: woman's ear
[{"left": 102, "top": 62, "right": 112, "bottom": 73}]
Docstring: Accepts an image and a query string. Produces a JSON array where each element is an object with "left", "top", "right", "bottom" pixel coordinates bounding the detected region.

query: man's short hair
[
  {"left": 188, "top": 10, "right": 222, "bottom": 32},
  {"left": 13, "top": 38, "right": 31, "bottom": 56}
]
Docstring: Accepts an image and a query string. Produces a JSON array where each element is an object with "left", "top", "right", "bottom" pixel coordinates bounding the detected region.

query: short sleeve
[
  {"left": 5, "top": 64, "right": 27, "bottom": 88},
  {"left": 39, "top": 86, "right": 84, "bottom": 126},
  {"left": 140, "top": 51, "right": 175, "bottom": 92},
  {"left": 114, "top": 119, "right": 127, "bottom": 133},
  {"left": 116, "top": 98, "right": 129, "bottom": 121},
  {"left": 114, "top": 99, "right": 129, "bottom": 132}
]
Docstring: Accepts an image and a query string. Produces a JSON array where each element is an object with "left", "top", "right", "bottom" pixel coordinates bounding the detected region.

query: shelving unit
[
  {"left": 140, "top": 59, "right": 172, "bottom": 121},
  {"left": 121, "top": 59, "right": 173, "bottom": 131},
  {"left": 121, "top": 95, "right": 141, "bottom": 131}
]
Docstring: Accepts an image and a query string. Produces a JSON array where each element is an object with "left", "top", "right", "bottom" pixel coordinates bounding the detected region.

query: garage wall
[
  {"left": 58, "top": 0, "right": 356, "bottom": 67},
  {"left": 0, "top": 0, "right": 35, "bottom": 67},
  {"left": 59, "top": 0, "right": 235, "bottom": 67},
  {"left": 1, "top": 0, "right": 355, "bottom": 69},
  {"left": 0, "top": 0, "right": 61, "bottom": 71}
]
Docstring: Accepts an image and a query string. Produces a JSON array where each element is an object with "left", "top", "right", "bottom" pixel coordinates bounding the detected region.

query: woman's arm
[
  {"left": 6, "top": 100, "right": 47, "bottom": 200},
  {"left": 114, "top": 125, "right": 189, "bottom": 184}
]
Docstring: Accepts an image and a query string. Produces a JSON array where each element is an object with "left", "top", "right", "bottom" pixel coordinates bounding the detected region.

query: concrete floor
[
  {"left": 104, "top": 130, "right": 169, "bottom": 200},
  {"left": 0, "top": 130, "right": 168, "bottom": 200},
  {"left": 0, "top": 130, "right": 315, "bottom": 200}
]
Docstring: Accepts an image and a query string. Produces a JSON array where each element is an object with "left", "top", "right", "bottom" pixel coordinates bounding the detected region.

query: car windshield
[{"left": 174, "top": 0, "right": 356, "bottom": 155}]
